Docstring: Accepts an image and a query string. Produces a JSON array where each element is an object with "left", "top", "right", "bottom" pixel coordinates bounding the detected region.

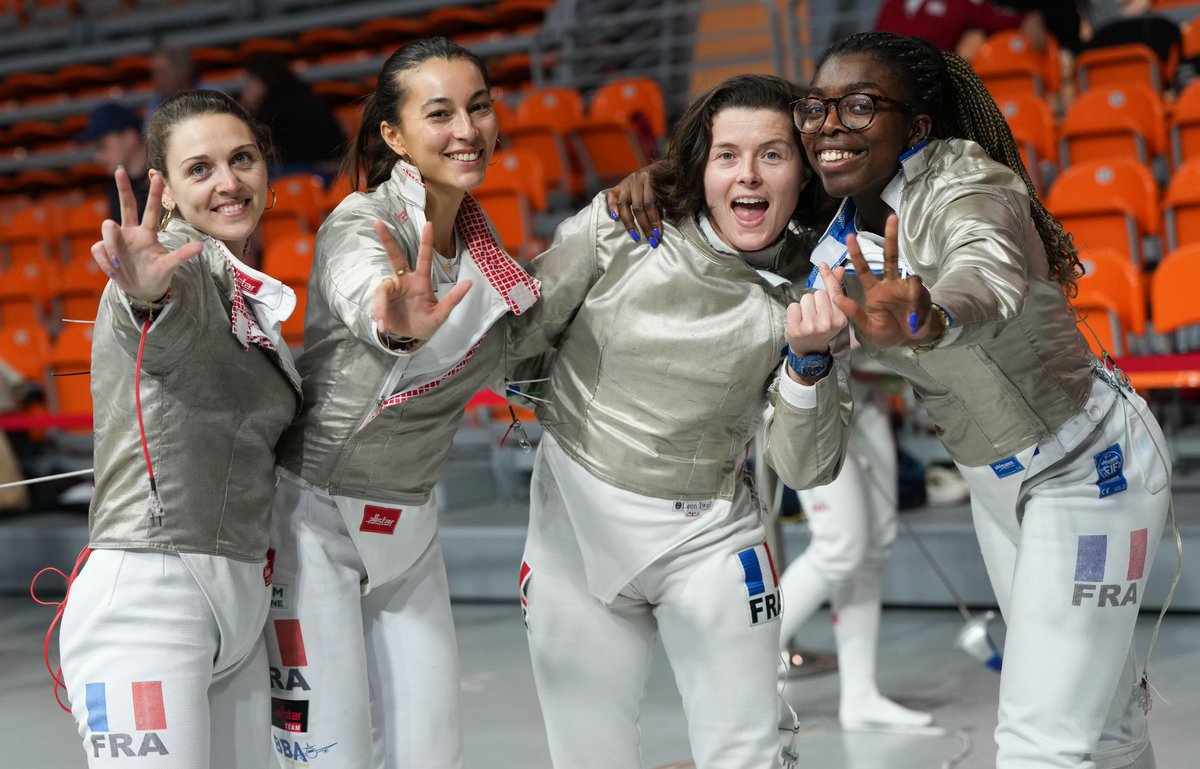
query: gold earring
[
  {"left": 158, "top": 205, "right": 176, "bottom": 232},
  {"left": 264, "top": 185, "right": 277, "bottom": 211}
]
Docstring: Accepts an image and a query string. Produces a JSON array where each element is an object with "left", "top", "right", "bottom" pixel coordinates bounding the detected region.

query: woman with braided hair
[{"left": 795, "top": 30, "right": 1172, "bottom": 769}]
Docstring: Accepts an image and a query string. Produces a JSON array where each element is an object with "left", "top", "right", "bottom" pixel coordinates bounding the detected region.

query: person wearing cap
[{"left": 81, "top": 102, "right": 150, "bottom": 221}]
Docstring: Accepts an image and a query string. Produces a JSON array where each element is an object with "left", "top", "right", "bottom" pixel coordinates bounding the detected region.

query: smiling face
[
  {"left": 702, "top": 107, "right": 806, "bottom": 253},
  {"left": 159, "top": 112, "right": 268, "bottom": 254},
  {"left": 380, "top": 57, "right": 498, "bottom": 208},
  {"left": 801, "top": 52, "right": 928, "bottom": 230}
]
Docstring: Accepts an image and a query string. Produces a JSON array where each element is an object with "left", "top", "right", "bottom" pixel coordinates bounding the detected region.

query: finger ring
[
  {"left": 394, "top": 267, "right": 407, "bottom": 276},
  {"left": 630, "top": 203, "right": 641, "bottom": 212}
]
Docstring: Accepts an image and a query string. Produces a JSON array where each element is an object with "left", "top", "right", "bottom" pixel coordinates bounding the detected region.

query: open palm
[
  {"left": 371, "top": 220, "right": 473, "bottom": 340},
  {"left": 91, "top": 167, "right": 202, "bottom": 302}
]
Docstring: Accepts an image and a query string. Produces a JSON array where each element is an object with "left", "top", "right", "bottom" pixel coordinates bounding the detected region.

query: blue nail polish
[
  {"left": 652, "top": 228, "right": 661, "bottom": 240},
  {"left": 649, "top": 237, "right": 659, "bottom": 249},
  {"left": 629, "top": 230, "right": 640, "bottom": 242},
  {"left": 908, "top": 312, "right": 919, "bottom": 333},
  {"left": 609, "top": 210, "right": 619, "bottom": 220}
]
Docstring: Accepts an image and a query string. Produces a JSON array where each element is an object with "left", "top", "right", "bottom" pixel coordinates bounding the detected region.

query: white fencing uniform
[
  {"left": 58, "top": 222, "right": 300, "bottom": 769},
  {"left": 508, "top": 196, "right": 852, "bottom": 769},
  {"left": 61, "top": 550, "right": 273, "bottom": 769},
  {"left": 523, "top": 434, "right": 784, "bottom": 769},
  {"left": 267, "top": 161, "right": 539, "bottom": 768},
  {"left": 960, "top": 378, "right": 1170, "bottom": 769}
]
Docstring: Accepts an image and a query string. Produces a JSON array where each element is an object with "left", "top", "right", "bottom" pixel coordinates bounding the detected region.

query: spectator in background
[
  {"left": 239, "top": 53, "right": 346, "bottom": 183},
  {"left": 80, "top": 102, "right": 150, "bottom": 221},
  {"left": 874, "top": 0, "right": 1048, "bottom": 59},
  {"left": 147, "top": 44, "right": 200, "bottom": 119}
]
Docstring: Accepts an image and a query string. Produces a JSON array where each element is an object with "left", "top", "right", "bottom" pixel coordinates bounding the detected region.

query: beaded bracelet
[{"left": 912, "top": 303, "right": 951, "bottom": 353}]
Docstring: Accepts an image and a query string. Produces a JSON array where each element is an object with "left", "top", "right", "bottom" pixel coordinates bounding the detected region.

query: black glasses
[{"left": 793, "top": 93, "right": 912, "bottom": 134}]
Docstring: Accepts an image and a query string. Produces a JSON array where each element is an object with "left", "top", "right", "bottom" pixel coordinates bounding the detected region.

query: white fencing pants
[
  {"left": 964, "top": 388, "right": 1171, "bottom": 769},
  {"left": 265, "top": 476, "right": 463, "bottom": 769},
  {"left": 522, "top": 449, "right": 783, "bottom": 769},
  {"left": 60, "top": 548, "right": 272, "bottom": 769}
]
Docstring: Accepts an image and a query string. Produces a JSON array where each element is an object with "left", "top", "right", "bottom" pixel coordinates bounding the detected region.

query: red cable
[
  {"left": 30, "top": 313, "right": 158, "bottom": 713},
  {"left": 31, "top": 544, "right": 92, "bottom": 713},
  {"left": 135, "top": 314, "right": 158, "bottom": 490}
]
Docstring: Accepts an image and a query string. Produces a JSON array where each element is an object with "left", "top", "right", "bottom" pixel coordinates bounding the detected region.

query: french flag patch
[{"left": 736, "top": 544, "right": 782, "bottom": 625}]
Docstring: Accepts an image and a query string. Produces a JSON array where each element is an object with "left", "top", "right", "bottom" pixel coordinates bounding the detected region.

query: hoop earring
[
  {"left": 264, "top": 185, "right": 277, "bottom": 211},
  {"left": 158, "top": 205, "right": 176, "bottom": 232}
]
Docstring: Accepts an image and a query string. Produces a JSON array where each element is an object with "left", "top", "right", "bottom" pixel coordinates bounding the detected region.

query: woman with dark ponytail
[
  {"left": 797, "top": 31, "right": 1171, "bottom": 769},
  {"left": 263, "top": 37, "right": 539, "bottom": 769}
]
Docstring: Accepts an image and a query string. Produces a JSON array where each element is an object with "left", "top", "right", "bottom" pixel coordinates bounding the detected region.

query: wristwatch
[{"left": 786, "top": 349, "right": 833, "bottom": 380}]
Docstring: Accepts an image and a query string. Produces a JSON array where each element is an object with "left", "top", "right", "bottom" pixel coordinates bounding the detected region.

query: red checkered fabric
[
  {"left": 365, "top": 337, "right": 486, "bottom": 425},
  {"left": 228, "top": 257, "right": 276, "bottom": 352},
  {"left": 456, "top": 194, "right": 540, "bottom": 315}
]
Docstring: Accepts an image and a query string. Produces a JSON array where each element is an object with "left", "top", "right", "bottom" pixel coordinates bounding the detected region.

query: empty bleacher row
[{"left": 967, "top": 20, "right": 1200, "bottom": 394}]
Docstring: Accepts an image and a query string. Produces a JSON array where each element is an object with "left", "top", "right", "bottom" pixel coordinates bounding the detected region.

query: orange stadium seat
[
  {"left": 425, "top": 6, "right": 493, "bottom": 38},
  {"left": 261, "top": 233, "right": 314, "bottom": 348},
  {"left": 1058, "top": 86, "right": 1167, "bottom": 169},
  {"left": 57, "top": 256, "right": 109, "bottom": 323},
  {"left": 1074, "top": 42, "right": 1174, "bottom": 94},
  {"left": 322, "top": 174, "right": 354, "bottom": 218},
  {"left": 475, "top": 148, "right": 547, "bottom": 259},
  {"left": 1163, "top": 157, "right": 1200, "bottom": 251},
  {"left": 971, "top": 30, "right": 1061, "bottom": 100},
  {"left": 260, "top": 173, "right": 325, "bottom": 246},
  {"left": 354, "top": 17, "right": 430, "bottom": 49},
  {"left": 580, "top": 76, "right": 666, "bottom": 179},
  {"left": 480, "top": 147, "right": 547, "bottom": 213},
  {"left": 489, "top": 0, "right": 554, "bottom": 29},
  {"left": 1046, "top": 159, "right": 1161, "bottom": 268},
  {"left": 0, "top": 255, "right": 60, "bottom": 327},
  {"left": 1168, "top": 80, "right": 1200, "bottom": 168},
  {"left": 1073, "top": 246, "right": 1147, "bottom": 357},
  {"left": 0, "top": 323, "right": 51, "bottom": 384},
  {"left": 296, "top": 27, "right": 359, "bottom": 57},
  {"left": 508, "top": 86, "right": 586, "bottom": 201},
  {"left": 3, "top": 203, "right": 63, "bottom": 263},
  {"left": 996, "top": 93, "right": 1057, "bottom": 191},
  {"left": 474, "top": 183, "right": 537, "bottom": 259},
  {"left": 1151, "top": 243, "right": 1200, "bottom": 337},
  {"left": 60, "top": 196, "right": 109, "bottom": 262},
  {"left": 48, "top": 319, "right": 94, "bottom": 433}
]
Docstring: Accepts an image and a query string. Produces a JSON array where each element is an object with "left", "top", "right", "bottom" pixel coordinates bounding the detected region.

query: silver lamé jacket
[
  {"left": 508, "top": 193, "right": 852, "bottom": 500},
  {"left": 89, "top": 220, "right": 300, "bottom": 561},
  {"left": 812, "top": 138, "right": 1096, "bottom": 467},
  {"left": 275, "top": 164, "right": 524, "bottom": 504}
]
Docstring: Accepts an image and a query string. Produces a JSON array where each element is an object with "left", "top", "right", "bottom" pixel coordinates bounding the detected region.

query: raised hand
[
  {"left": 91, "top": 167, "right": 203, "bottom": 302},
  {"left": 371, "top": 220, "right": 473, "bottom": 341},
  {"left": 604, "top": 163, "right": 664, "bottom": 247},
  {"left": 786, "top": 262, "right": 849, "bottom": 359},
  {"left": 830, "top": 214, "right": 934, "bottom": 349}
]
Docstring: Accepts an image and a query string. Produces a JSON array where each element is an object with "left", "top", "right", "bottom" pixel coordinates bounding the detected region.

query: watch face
[
  {"left": 801, "top": 358, "right": 829, "bottom": 377},
  {"left": 790, "top": 351, "right": 832, "bottom": 378}
]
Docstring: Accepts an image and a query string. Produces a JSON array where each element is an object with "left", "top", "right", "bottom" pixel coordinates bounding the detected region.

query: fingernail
[
  {"left": 649, "top": 237, "right": 659, "bottom": 249},
  {"left": 652, "top": 228, "right": 661, "bottom": 240},
  {"left": 908, "top": 312, "right": 919, "bottom": 333},
  {"left": 109, "top": 257, "right": 120, "bottom": 270},
  {"left": 629, "top": 230, "right": 639, "bottom": 242},
  {"left": 609, "top": 210, "right": 619, "bottom": 221}
]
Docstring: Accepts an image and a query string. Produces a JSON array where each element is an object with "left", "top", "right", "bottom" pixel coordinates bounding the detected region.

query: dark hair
[
  {"left": 817, "top": 32, "right": 1082, "bottom": 293},
  {"left": 653, "top": 73, "right": 834, "bottom": 230},
  {"left": 146, "top": 89, "right": 275, "bottom": 178},
  {"left": 344, "top": 36, "right": 492, "bottom": 191}
]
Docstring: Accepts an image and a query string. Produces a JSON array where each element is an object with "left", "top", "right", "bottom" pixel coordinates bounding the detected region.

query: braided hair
[{"left": 818, "top": 32, "right": 1082, "bottom": 294}]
